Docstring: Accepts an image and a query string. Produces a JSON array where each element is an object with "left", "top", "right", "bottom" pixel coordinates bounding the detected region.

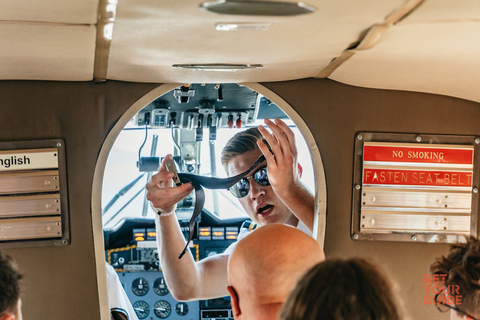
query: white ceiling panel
[
  {"left": 0, "top": 23, "right": 97, "bottom": 81},
  {"left": 400, "top": 0, "right": 480, "bottom": 24},
  {"left": 0, "top": 0, "right": 100, "bottom": 24},
  {"left": 107, "top": 0, "right": 407, "bottom": 83},
  {"left": 329, "top": 22, "right": 480, "bottom": 103}
]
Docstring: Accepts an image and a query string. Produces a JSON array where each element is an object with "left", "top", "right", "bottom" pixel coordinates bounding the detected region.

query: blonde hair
[{"left": 220, "top": 127, "right": 266, "bottom": 172}]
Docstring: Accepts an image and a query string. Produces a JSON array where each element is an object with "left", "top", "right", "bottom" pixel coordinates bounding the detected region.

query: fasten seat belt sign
[{"left": 352, "top": 133, "right": 478, "bottom": 244}]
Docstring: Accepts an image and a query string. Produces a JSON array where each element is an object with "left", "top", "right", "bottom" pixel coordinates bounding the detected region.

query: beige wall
[
  {"left": 0, "top": 81, "right": 157, "bottom": 319},
  {"left": 1, "top": 78, "right": 478, "bottom": 319},
  {"left": 264, "top": 78, "right": 480, "bottom": 320}
]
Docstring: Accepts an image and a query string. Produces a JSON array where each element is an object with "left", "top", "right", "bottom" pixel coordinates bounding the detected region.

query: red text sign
[
  {"left": 363, "top": 169, "right": 472, "bottom": 187},
  {"left": 364, "top": 145, "right": 473, "bottom": 164}
]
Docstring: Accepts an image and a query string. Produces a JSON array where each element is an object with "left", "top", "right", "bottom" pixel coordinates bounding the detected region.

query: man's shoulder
[
  {"left": 241, "top": 220, "right": 258, "bottom": 232},
  {"left": 222, "top": 220, "right": 258, "bottom": 255}
]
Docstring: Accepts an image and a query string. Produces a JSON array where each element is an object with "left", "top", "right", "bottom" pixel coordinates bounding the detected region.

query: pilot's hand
[
  {"left": 257, "top": 118, "right": 300, "bottom": 200},
  {"left": 146, "top": 154, "right": 193, "bottom": 214}
]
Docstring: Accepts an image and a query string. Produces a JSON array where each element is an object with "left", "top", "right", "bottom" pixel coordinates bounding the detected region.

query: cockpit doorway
[{"left": 92, "top": 83, "right": 326, "bottom": 320}]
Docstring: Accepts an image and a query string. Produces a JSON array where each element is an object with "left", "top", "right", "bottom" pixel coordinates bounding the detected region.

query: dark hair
[
  {"left": 0, "top": 252, "right": 22, "bottom": 315},
  {"left": 430, "top": 236, "right": 480, "bottom": 317},
  {"left": 280, "top": 258, "right": 403, "bottom": 320},
  {"left": 220, "top": 127, "right": 266, "bottom": 172}
]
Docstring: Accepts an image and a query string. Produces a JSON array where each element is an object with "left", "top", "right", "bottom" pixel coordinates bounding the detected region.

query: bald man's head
[{"left": 227, "top": 224, "right": 325, "bottom": 320}]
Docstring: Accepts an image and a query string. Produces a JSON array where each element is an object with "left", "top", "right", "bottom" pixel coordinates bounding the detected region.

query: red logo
[{"left": 423, "top": 274, "right": 462, "bottom": 305}]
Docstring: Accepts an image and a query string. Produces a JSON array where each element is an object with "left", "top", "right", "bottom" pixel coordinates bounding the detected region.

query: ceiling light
[
  {"left": 216, "top": 23, "right": 271, "bottom": 31},
  {"left": 172, "top": 64, "right": 263, "bottom": 72},
  {"left": 201, "top": 0, "right": 315, "bottom": 16}
]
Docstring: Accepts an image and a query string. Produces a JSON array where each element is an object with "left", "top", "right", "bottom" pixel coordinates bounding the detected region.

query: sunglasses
[
  {"left": 434, "top": 293, "right": 478, "bottom": 320},
  {"left": 228, "top": 166, "right": 270, "bottom": 198}
]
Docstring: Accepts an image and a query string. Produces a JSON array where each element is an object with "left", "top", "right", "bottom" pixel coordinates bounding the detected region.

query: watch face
[
  {"left": 132, "top": 277, "right": 150, "bottom": 296},
  {"left": 153, "top": 277, "right": 170, "bottom": 296},
  {"left": 154, "top": 300, "right": 172, "bottom": 318},
  {"left": 176, "top": 302, "right": 189, "bottom": 316},
  {"left": 133, "top": 301, "right": 150, "bottom": 319}
]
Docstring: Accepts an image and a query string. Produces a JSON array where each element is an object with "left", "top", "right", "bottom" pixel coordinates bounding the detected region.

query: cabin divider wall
[{"left": 1, "top": 78, "right": 478, "bottom": 319}]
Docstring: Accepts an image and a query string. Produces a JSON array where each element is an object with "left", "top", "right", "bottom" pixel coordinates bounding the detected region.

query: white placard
[{"left": 0, "top": 149, "right": 58, "bottom": 171}]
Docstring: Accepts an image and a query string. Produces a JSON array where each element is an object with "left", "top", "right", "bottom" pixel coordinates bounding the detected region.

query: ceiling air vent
[
  {"left": 201, "top": 0, "right": 315, "bottom": 16},
  {"left": 172, "top": 64, "right": 263, "bottom": 71}
]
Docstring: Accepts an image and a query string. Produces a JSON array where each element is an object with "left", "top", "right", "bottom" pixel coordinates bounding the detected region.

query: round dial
[
  {"left": 132, "top": 301, "right": 150, "bottom": 319},
  {"left": 175, "top": 302, "right": 189, "bottom": 316},
  {"left": 154, "top": 300, "right": 172, "bottom": 318},
  {"left": 153, "top": 277, "right": 169, "bottom": 296},
  {"left": 132, "top": 277, "right": 149, "bottom": 296}
]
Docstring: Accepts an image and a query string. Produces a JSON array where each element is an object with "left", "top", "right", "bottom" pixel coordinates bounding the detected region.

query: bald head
[{"left": 227, "top": 224, "right": 325, "bottom": 320}]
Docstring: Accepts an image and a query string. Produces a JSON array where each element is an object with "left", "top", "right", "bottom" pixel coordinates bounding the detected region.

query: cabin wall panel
[
  {"left": 0, "top": 81, "right": 157, "bottom": 320},
  {"left": 1, "top": 78, "right": 476, "bottom": 319},
  {"left": 264, "top": 78, "right": 480, "bottom": 320}
]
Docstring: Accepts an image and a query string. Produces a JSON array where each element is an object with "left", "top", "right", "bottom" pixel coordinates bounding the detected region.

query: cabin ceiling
[{"left": 1, "top": 0, "right": 479, "bottom": 103}]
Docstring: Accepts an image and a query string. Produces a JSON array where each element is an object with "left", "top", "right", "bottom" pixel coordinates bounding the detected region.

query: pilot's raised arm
[
  {"left": 146, "top": 118, "right": 315, "bottom": 301},
  {"left": 257, "top": 118, "right": 315, "bottom": 232}
]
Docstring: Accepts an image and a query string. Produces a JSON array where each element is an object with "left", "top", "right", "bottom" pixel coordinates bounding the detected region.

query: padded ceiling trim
[
  {"left": 0, "top": 0, "right": 100, "bottom": 24},
  {"left": 329, "top": 22, "right": 480, "bottom": 103},
  {"left": 0, "top": 23, "right": 96, "bottom": 81}
]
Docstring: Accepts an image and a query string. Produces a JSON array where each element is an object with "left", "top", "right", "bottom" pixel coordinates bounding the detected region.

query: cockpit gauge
[
  {"left": 132, "top": 277, "right": 150, "bottom": 296},
  {"left": 175, "top": 302, "right": 189, "bottom": 316},
  {"left": 153, "top": 277, "right": 169, "bottom": 296},
  {"left": 154, "top": 300, "right": 172, "bottom": 318},
  {"left": 133, "top": 301, "right": 150, "bottom": 319}
]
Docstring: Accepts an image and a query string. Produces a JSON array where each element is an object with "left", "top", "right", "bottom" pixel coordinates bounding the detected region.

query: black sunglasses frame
[
  {"left": 228, "top": 166, "right": 270, "bottom": 198},
  {"left": 434, "top": 293, "right": 478, "bottom": 320}
]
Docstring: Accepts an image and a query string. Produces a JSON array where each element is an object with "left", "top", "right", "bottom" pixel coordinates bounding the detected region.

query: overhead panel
[
  {"left": 0, "top": 0, "right": 100, "bottom": 24},
  {"left": 398, "top": 0, "right": 480, "bottom": 23},
  {"left": 0, "top": 23, "right": 96, "bottom": 81},
  {"left": 329, "top": 0, "right": 480, "bottom": 104},
  {"left": 107, "top": 0, "right": 406, "bottom": 83}
]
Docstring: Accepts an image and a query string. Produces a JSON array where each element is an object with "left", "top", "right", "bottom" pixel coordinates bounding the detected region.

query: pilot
[
  {"left": 146, "top": 118, "right": 315, "bottom": 300},
  {"left": 0, "top": 252, "right": 23, "bottom": 320}
]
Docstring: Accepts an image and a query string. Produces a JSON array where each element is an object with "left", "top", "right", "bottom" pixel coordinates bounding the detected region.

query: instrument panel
[
  {"left": 105, "top": 216, "right": 243, "bottom": 320},
  {"left": 119, "top": 270, "right": 199, "bottom": 319}
]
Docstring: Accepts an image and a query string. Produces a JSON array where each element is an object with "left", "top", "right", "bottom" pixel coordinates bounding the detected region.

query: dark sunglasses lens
[
  {"left": 254, "top": 168, "right": 269, "bottom": 186},
  {"left": 229, "top": 179, "right": 250, "bottom": 198}
]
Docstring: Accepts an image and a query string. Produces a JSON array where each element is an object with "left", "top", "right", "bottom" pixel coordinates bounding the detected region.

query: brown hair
[
  {"left": 220, "top": 127, "right": 266, "bottom": 172},
  {"left": 0, "top": 252, "right": 22, "bottom": 316},
  {"left": 430, "top": 236, "right": 480, "bottom": 317},
  {"left": 280, "top": 258, "right": 404, "bottom": 320}
]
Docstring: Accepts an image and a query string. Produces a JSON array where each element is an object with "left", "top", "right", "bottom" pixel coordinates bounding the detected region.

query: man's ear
[
  {"left": 227, "top": 285, "right": 241, "bottom": 318},
  {"left": 0, "top": 313, "right": 15, "bottom": 320},
  {"left": 297, "top": 163, "right": 303, "bottom": 178}
]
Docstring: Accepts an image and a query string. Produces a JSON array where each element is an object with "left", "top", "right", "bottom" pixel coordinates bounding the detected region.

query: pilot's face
[{"left": 227, "top": 149, "right": 295, "bottom": 226}]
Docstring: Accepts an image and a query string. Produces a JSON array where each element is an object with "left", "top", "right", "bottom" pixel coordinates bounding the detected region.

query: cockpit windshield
[{"left": 101, "top": 84, "right": 315, "bottom": 230}]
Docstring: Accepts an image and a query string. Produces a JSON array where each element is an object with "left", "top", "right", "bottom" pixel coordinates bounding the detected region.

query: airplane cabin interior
[{"left": 0, "top": 0, "right": 479, "bottom": 319}]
